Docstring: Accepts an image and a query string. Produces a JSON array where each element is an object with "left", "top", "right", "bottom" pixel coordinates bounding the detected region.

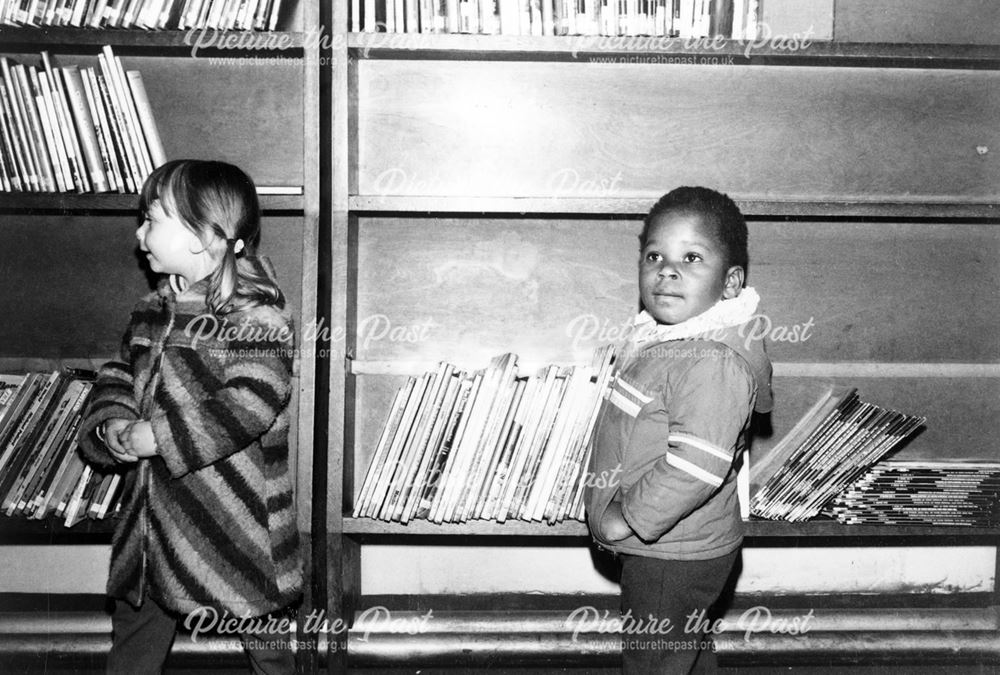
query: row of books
[
  {"left": 0, "top": 370, "right": 124, "bottom": 527},
  {"left": 354, "top": 347, "right": 615, "bottom": 525},
  {"left": 0, "top": 0, "right": 283, "bottom": 29},
  {"left": 749, "top": 386, "right": 926, "bottom": 522},
  {"left": 352, "top": 0, "right": 760, "bottom": 39},
  {"left": 823, "top": 461, "right": 1000, "bottom": 528},
  {"left": 0, "top": 46, "right": 166, "bottom": 194}
]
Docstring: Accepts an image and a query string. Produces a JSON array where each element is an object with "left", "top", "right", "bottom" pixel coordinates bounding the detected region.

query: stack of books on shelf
[
  {"left": 823, "top": 461, "right": 1000, "bottom": 528},
  {"left": 0, "top": 369, "right": 123, "bottom": 527},
  {"left": 0, "top": 46, "right": 165, "bottom": 194},
  {"left": 749, "top": 385, "right": 926, "bottom": 522},
  {"left": 353, "top": 347, "right": 615, "bottom": 525},
  {"left": 0, "top": 0, "right": 283, "bottom": 29},
  {"left": 352, "top": 0, "right": 760, "bottom": 39}
]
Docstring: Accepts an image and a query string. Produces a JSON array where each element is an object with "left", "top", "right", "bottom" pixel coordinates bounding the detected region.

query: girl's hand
[
  {"left": 119, "top": 421, "right": 159, "bottom": 458},
  {"left": 600, "top": 501, "right": 634, "bottom": 542},
  {"left": 103, "top": 418, "right": 138, "bottom": 463}
]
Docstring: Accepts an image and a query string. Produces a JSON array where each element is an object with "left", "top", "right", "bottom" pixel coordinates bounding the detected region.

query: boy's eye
[
  {"left": 683, "top": 252, "right": 703, "bottom": 263},
  {"left": 644, "top": 252, "right": 662, "bottom": 263}
]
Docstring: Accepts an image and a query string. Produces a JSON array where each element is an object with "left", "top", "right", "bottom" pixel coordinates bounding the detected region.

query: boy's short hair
[{"left": 641, "top": 186, "right": 749, "bottom": 284}]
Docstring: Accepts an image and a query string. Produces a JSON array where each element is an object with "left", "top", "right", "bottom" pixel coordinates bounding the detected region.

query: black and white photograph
[{"left": 0, "top": 1, "right": 997, "bottom": 673}]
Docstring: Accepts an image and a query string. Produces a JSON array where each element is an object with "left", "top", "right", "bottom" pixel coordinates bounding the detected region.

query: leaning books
[
  {"left": 749, "top": 385, "right": 927, "bottom": 522},
  {"left": 353, "top": 347, "right": 615, "bottom": 525},
  {"left": 0, "top": 47, "right": 166, "bottom": 194},
  {"left": 0, "top": 369, "right": 126, "bottom": 527}
]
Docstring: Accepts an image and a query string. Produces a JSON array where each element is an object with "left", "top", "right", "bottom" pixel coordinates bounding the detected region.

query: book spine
[
  {"left": 81, "top": 67, "right": 122, "bottom": 192},
  {"left": 0, "top": 87, "right": 28, "bottom": 191},
  {"left": 61, "top": 65, "right": 111, "bottom": 193},
  {"left": 3, "top": 60, "right": 45, "bottom": 191},
  {"left": 32, "top": 72, "right": 69, "bottom": 192},
  {"left": 106, "top": 50, "right": 153, "bottom": 181},
  {"left": 36, "top": 65, "right": 76, "bottom": 191},
  {"left": 93, "top": 66, "right": 137, "bottom": 192},
  {"left": 14, "top": 64, "right": 58, "bottom": 190},
  {"left": 45, "top": 59, "right": 93, "bottom": 192},
  {"left": 124, "top": 70, "right": 166, "bottom": 169}
]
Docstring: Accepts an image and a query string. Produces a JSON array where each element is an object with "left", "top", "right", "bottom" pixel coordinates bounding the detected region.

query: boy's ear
[{"left": 723, "top": 266, "right": 745, "bottom": 299}]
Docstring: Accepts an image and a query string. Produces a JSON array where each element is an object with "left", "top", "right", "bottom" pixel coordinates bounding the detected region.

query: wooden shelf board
[
  {"left": 0, "top": 27, "right": 305, "bottom": 50},
  {"left": 0, "top": 192, "right": 304, "bottom": 212},
  {"left": 349, "top": 359, "right": 1000, "bottom": 378},
  {"left": 348, "top": 33, "right": 1000, "bottom": 66},
  {"left": 341, "top": 516, "right": 998, "bottom": 539},
  {"left": 349, "top": 195, "right": 1000, "bottom": 218},
  {"left": 0, "top": 514, "right": 116, "bottom": 541},
  {"left": 343, "top": 517, "right": 586, "bottom": 537}
]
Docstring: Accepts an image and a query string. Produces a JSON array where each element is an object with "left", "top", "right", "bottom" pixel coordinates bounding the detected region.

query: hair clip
[
  {"left": 227, "top": 238, "right": 246, "bottom": 255},
  {"left": 169, "top": 274, "right": 186, "bottom": 295}
]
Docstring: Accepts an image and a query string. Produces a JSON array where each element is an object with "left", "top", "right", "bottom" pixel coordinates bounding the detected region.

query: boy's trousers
[
  {"left": 619, "top": 548, "right": 739, "bottom": 674},
  {"left": 107, "top": 596, "right": 296, "bottom": 675}
]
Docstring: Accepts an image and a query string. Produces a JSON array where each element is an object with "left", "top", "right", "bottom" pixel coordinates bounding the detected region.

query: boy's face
[{"left": 639, "top": 210, "right": 743, "bottom": 325}]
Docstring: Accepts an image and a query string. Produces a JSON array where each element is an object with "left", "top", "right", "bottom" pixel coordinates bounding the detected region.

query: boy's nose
[{"left": 657, "top": 263, "right": 679, "bottom": 279}]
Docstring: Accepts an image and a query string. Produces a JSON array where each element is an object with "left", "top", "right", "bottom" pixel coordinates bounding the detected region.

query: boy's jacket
[
  {"left": 585, "top": 317, "right": 773, "bottom": 560},
  {"left": 78, "top": 257, "right": 303, "bottom": 616}
]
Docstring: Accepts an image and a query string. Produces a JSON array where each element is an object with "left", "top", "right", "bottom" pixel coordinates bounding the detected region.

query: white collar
[{"left": 625, "top": 287, "right": 761, "bottom": 348}]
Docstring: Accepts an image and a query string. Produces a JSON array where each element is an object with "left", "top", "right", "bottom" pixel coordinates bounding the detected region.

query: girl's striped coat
[{"left": 78, "top": 258, "right": 303, "bottom": 617}]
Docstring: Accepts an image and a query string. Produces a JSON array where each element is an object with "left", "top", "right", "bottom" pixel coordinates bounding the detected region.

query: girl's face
[
  {"left": 136, "top": 200, "right": 217, "bottom": 284},
  {"left": 639, "top": 210, "right": 743, "bottom": 325}
]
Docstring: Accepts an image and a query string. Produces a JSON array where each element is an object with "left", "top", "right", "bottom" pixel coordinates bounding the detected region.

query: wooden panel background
[
  {"left": 0, "top": 215, "right": 304, "bottom": 358},
  {"left": 355, "top": 60, "right": 999, "bottom": 203},
  {"left": 834, "top": 0, "right": 1000, "bottom": 45},
  {"left": 354, "top": 217, "right": 1000, "bottom": 364},
  {"left": 3, "top": 52, "right": 306, "bottom": 188}
]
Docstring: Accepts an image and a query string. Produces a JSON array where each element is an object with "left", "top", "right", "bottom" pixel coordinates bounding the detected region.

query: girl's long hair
[{"left": 138, "top": 159, "right": 284, "bottom": 315}]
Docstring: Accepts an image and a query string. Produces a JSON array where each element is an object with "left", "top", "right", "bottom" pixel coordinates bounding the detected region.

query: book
[
  {"left": 416, "top": 373, "right": 474, "bottom": 520},
  {"left": 400, "top": 367, "right": 462, "bottom": 523},
  {"left": 454, "top": 353, "right": 517, "bottom": 521},
  {"left": 350, "top": 0, "right": 752, "bottom": 37},
  {"left": 352, "top": 378, "right": 414, "bottom": 518},
  {"left": 750, "top": 386, "right": 926, "bottom": 521},
  {"left": 62, "top": 65, "right": 111, "bottom": 192},
  {"left": 0, "top": 48, "right": 163, "bottom": 193},
  {"left": 380, "top": 363, "right": 450, "bottom": 520},
  {"left": 825, "top": 461, "right": 1000, "bottom": 527},
  {"left": 354, "top": 349, "right": 626, "bottom": 525},
  {"left": 364, "top": 373, "right": 430, "bottom": 518}
]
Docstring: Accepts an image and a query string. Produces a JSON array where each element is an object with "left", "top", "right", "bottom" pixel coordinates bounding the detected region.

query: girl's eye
[
  {"left": 644, "top": 252, "right": 662, "bottom": 263},
  {"left": 684, "top": 252, "right": 702, "bottom": 263}
]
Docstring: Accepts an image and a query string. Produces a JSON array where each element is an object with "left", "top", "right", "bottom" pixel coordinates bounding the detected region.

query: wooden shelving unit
[
  {"left": 0, "top": 192, "right": 304, "bottom": 211},
  {"left": 0, "top": 26, "right": 307, "bottom": 48},
  {"left": 322, "top": 1, "right": 1000, "bottom": 671},
  {"left": 340, "top": 516, "right": 1000, "bottom": 540},
  {"left": 0, "top": 11, "right": 322, "bottom": 672},
  {"left": 347, "top": 31, "right": 1000, "bottom": 67}
]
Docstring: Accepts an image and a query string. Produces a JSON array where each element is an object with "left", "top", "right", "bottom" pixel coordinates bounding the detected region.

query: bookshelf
[
  {"left": 323, "top": 0, "right": 1000, "bottom": 670},
  {"left": 0, "top": 2, "right": 321, "bottom": 671}
]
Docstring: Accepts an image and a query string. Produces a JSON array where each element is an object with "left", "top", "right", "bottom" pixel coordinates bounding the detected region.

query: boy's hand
[
  {"left": 600, "top": 501, "right": 634, "bottom": 542},
  {"left": 119, "top": 421, "right": 159, "bottom": 458},
  {"left": 103, "top": 418, "right": 138, "bottom": 463}
]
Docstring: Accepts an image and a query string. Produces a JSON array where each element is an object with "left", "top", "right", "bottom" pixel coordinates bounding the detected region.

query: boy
[{"left": 585, "top": 186, "right": 773, "bottom": 673}]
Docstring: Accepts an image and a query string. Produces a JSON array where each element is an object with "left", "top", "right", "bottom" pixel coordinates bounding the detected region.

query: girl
[{"left": 78, "top": 160, "right": 303, "bottom": 674}]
